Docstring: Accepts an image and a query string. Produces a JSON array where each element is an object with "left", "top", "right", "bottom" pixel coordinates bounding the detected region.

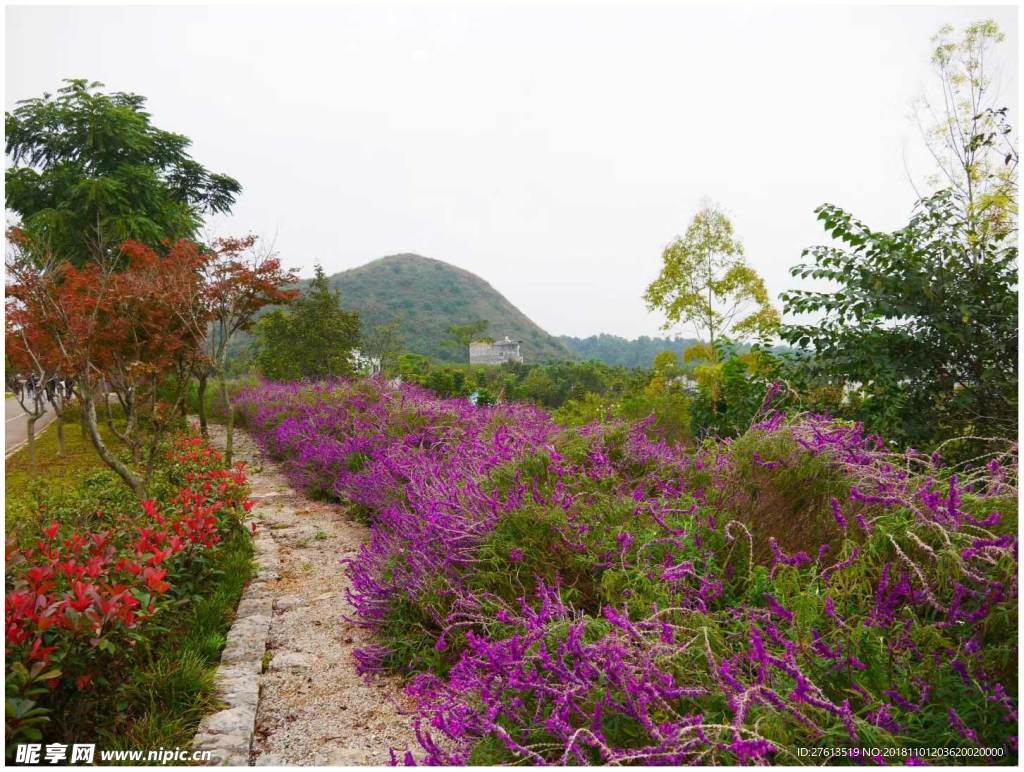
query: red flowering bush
[{"left": 5, "top": 433, "right": 252, "bottom": 745}]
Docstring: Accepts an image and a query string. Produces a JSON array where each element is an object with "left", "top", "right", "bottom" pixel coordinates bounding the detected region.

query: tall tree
[
  {"left": 199, "top": 235, "right": 299, "bottom": 462},
  {"left": 644, "top": 203, "right": 779, "bottom": 409},
  {"left": 644, "top": 203, "right": 779, "bottom": 351},
  {"left": 5, "top": 79, "right": 240, "bottom": 267},
  {"left": 254, "top": 264, "right": 360, "bottom": 381},
  {"left": 913, "top": 20, "right": 1017, "bottom": 234},
  {"left": 361, "top": 319, "right": 405, "bottom": 375}
]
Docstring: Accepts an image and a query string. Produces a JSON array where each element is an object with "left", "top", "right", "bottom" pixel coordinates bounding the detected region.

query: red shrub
[{"left": 5, "top": 433, "right": 251, "bottom": 739}]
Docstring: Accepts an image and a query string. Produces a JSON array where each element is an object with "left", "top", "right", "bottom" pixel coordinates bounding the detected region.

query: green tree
[
  {"left": 362, "top": 319, "right": 405, "bottom": 374},
  {"left": 254, "top": 265, "right": 360, "bottom": 381},
  {"left": 644, "top": 203, "right": 780, "bottom": 351},
  {"left": 398, "top": 353, "right": 431, "bottom": 380},
  {"left": 913, "top": 20, "right": 1017, "bottom": 235},
  {"left": 521, "top": 368, "right": 558, "bottom": 407},
  {"left": 652, "top": 350, "right": 680, "bottom": 378},
  {"left": 780, "top": 189, "right": 1017, "bottom": 449},
  {"left": 446, "top": 320, "right": 492, "bottom": 362},
  {"left": 645, "top": 203, "right": 779, "bottom": 413},
  {"left": 6, "top": 79, "right": 241, "bottom": 267},
  {"left": 473, "top": 386, "right": 496, "bottom": 407},
  {"left": 689, "top": 346, "right": 783, "bottom": 439},
  {"left": 552, "top": 392, "right": 615, "bottom": 427}
]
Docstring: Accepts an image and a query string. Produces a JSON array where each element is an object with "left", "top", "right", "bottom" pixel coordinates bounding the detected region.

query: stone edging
[{"left": 192, "top": 504, "right": 280, "bottom": 766}]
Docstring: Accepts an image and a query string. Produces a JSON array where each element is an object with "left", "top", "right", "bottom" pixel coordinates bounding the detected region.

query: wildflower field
[{"left": 236, "top": 378, "right": 1018, "bottom": 765}]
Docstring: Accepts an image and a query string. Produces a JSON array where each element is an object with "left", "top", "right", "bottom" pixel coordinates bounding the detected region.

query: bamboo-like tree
[{"left": 912, "top": 19, "right": 1017, "bottom": 235}]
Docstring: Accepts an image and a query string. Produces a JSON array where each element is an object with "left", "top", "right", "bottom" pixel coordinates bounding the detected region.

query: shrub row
[
  {"left": 5, "top": 434, "right": 253, "bottom": 748},
  {"left": 236, "top": 378, "right": 1018, "bottom": 765}
]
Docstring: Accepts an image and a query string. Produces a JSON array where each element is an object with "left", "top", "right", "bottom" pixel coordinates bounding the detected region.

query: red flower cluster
[{"left": 5, "top": 433, "right": 251, "bottom": 695}]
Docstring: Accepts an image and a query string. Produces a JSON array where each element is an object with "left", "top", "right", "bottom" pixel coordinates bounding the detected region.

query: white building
[{"left": 469, "top": 336, "right": 523, "bottom": 365}]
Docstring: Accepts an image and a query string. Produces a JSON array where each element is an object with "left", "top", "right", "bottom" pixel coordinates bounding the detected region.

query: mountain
[{"left": 320, "top": 254, "right": 573, "bottom": 363}]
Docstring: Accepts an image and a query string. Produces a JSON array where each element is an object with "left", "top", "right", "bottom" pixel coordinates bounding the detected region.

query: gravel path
[{"left": 207, "top": 425, "right": 417, "bottom": 766}]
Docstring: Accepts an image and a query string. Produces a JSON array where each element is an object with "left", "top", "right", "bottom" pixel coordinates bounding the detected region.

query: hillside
[{"left": 320, "top": 254, "right": 573, "bottom": 363}]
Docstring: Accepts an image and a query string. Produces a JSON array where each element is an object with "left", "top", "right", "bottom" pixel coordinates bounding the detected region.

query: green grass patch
[{"left": 5, "top": 408, "right": 125, "bottom": 537}]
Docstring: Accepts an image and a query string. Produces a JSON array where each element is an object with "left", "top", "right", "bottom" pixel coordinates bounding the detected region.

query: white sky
[{"left": 5, "top": 3, "right": 1019, "bottom": 339}]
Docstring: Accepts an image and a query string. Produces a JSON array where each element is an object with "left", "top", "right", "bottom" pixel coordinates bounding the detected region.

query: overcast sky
[{"left": 5, "top": 4, "right": 1019, "bottom": 339}]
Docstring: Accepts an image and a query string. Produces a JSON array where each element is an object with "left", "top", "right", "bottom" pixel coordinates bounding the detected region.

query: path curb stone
[
  {"left": 192, "top": 481, "right": 279, "bottom": 765},
  {"left": 192, "top": 423, "right": 417, "bottom": 765}
]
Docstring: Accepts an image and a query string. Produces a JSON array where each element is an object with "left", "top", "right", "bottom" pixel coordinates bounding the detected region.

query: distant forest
[
  {"left": 558, "top": 334, "right": 792, "bottom": 369},
  {"left": 557, "top": 334, "right": 698, "bottom": 368}
]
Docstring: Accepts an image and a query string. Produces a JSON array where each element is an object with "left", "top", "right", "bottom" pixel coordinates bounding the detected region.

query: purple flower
[
  {"left": 762, "top": 593, "right": 795, "bottom": 624},
  {"left": 948, "top": 708, "right": 978, "bottom": 744},
  {"left": 234, "top": 378, "right": 1019, "bottom": 765},
  {"left": 830, "top": 497, "right": 848, "bottom": 531},
  {"left": 730, "top": 738, "right": 776, "bottom": 763}
]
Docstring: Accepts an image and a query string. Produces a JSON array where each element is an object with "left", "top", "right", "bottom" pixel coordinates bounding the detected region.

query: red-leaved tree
[
  {"left": 6, "top": 231, "right": 213, "bottom": 497},
  {"left": 196, "top": 235, "right": 298, "bottom": 463},
  {"left": 5, "top": 236, "right": 60, "bottom": 470}
]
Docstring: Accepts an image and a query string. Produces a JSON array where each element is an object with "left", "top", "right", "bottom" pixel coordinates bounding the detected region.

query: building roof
[{"left": 471, "top": 336, "right": 521, "bottom": 346}]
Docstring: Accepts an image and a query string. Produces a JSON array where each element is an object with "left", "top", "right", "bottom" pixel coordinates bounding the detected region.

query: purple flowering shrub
[{"left": 236, "top": 378, "right": 1018, "bottom": 765}]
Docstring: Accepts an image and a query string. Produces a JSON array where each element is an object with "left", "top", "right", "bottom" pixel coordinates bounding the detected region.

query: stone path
[{"left": 194, "top": 425, "right": 417, "bottom": 765}]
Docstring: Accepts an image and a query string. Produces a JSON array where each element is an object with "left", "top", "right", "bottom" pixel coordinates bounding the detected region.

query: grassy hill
[{"left": 320, "top": 254, "right": 573, "bottom": 363}]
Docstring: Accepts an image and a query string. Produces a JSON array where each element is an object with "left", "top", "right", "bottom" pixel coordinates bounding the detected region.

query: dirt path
[{"left": 207, "top": 425, "right": 417, "bottom": 766}]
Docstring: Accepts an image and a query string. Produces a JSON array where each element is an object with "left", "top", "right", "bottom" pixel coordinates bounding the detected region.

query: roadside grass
[
  {"left": 5, "top": 407, "right": 255, "bottom": 761},
  {"left": 5, "top": 408, "right": 125, "bottom": 538}
]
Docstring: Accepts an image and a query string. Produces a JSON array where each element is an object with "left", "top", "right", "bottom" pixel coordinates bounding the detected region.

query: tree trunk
[
  {"left": 26, "top": 415, "right": 37, "bottom": 475},
  {"left": 83, "top": 391, "right": 146, "bottom": 499},
  {"left": 107, "top": 391, "right": 142, "bottom": 462},
  {"left": 180, "top": 376, "right": 189, "bottom": 418},
  {"left": 219, "top": 373, "right": 234, "bottom": 466},
  {"left": 197, "top": 372, "right": 209, "bottom": 438},
  {"left": 55, "top": 412, "right": 66, "bottom": 458},
  {"left": 129, "top": 427, "right": 141, "bottom": 463},
  {"left": 144, "top": 386, "right": 189, "bottom": 487}
]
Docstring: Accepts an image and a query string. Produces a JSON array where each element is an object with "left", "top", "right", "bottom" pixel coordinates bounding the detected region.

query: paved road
[{"left": 6, "top": 396, "right": 57, "bottom": 455}]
